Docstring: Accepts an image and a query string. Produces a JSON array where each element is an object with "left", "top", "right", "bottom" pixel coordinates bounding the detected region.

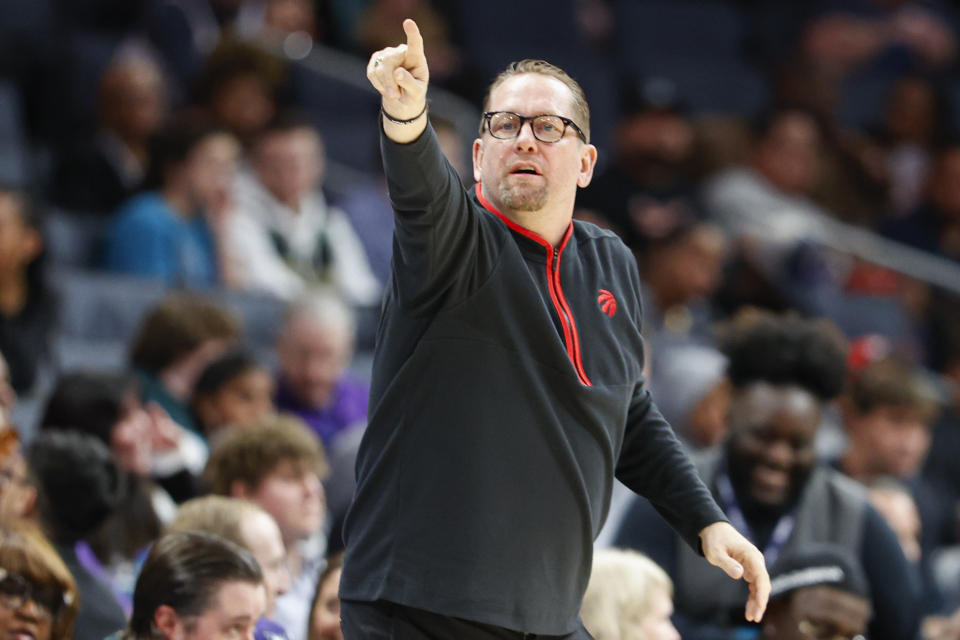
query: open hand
[{"left": 700, "top": 521, "right": 770, "bottom": 623}]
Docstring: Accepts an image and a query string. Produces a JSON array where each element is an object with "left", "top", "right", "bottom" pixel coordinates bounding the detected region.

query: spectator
[
  {"left": 146, "top": 0, "right": 267, "bottom": 96},
  {"left": 103, "top": 115, "right": 241, "bottom": 287},
  {"left": 116, "top": 531, "right": 265, "bottom": 640},
  {"left": 0, "top": 518, "right": 80, "bottom": 640},
  {"left": 274, "top": 291, "right": 367, "bottom": 449},
  {"left": 650, "top": 344, "right": 730, "bottom": 451},
  {"left": 204, "top": 415, "right": 328, "bottom": 640},
  {"left": 193, "top": 348, "right": 276, "bottom": 438},
  {"left": 870, "top": 75, "right": 952, "bottom": 217},
  {"left": 703, "top": 107, "right": 830, "bottom": 288},
  {"left": 168, "top": 495, "right": 293, "bottom": 639},
  {"left": 579, "top": 549, "right": 680, "bottom": 640},
  {"left": 0, "top": 426, "right": 34, "bottom": 521},
  {"left": 576, "top": 76, "right": 699, "bottom": 250},
  {"left": 39, "top": 372, "right": 189, "bottom": 597},
  {"left": 615, "top": 312, "right": 920, "bottom": 640},
  {"left": 307, "top": 552, "right": 342, "bottom": 640},
  {"left": 0, "top": 188, "right": 56, "bottom": 395},
  {"left": 226, "top": 112, "right": 381, "bottom": 305},
  {"left": 52, "top": 54, "right": 168, "bottom": 214},
  {"left": 760, "top": 544, "right": 872, "bottom": 640},
  {"left": 637, "top": 220, "right": 728, "bottom": 350},
  {"left": 196, "top": 39, "right": 287, "bottom": 147},
  {"left": 883, "top": 140, "right": 960, "bottom": 264},
  {"left": 839, "top": 357, "right": 939, "bottom": 481},
  {"left": 129, "top": 293, "right": 241, "bottom": 435},
  {"left": 27, "top": 430, "right": 127, "bottom": 640}
]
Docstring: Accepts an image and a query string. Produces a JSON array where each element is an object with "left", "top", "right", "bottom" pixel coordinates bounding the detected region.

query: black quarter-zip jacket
[{"left": 340, "top": 124, "right": 726, "bottom": 635}]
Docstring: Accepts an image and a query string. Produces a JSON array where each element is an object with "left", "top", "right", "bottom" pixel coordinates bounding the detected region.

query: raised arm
[{"left": 366, "top": 19, "right": 430, "bottom": 144}]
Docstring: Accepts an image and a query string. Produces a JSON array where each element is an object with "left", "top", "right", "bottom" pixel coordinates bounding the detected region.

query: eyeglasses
[
  {"left": 481, "top": 111, "right": 587, "bottom": 143},
  {"left": 0, "top": 568, "right": 72, "bottom": 621},
  {"left": 798, "top": 619, "right": 866, "bottom": 640}
]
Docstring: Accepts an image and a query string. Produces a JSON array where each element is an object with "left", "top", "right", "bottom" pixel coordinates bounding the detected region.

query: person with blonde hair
[
  {"left": 0, "top": 517, "right": 80, "bottom": 640},
  {"left": 580, "top": 549, "right": 679, "bottom": 640},
  {"left": 168, "top": 495, "right": 292, "bottom": 640}
]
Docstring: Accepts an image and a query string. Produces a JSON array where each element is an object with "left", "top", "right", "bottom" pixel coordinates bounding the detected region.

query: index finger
[{"left": 403, "top": 18, "right": 425, "bottom": 60}]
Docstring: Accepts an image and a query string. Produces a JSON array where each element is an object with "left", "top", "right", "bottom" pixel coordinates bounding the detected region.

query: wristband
[{"left": 381, "top": 103, "right": 427, "bottom": 124}]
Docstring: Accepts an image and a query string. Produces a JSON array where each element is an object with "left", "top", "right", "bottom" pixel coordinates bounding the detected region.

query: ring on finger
[{"left": 375, "top": 56, "right": 384, "bottom": 66}]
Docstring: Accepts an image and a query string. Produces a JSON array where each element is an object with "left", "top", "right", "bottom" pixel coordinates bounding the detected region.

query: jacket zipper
[
  {"left": 548, "top": 246, "right": 592, "bottom": 387},
  {"left": 475, "top": 183, "right": 592, "bottom": 387}
]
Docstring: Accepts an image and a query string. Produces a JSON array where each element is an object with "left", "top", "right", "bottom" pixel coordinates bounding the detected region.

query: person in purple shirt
[{"left": 274, "top": 290, "right": 368, "bottom": 448}]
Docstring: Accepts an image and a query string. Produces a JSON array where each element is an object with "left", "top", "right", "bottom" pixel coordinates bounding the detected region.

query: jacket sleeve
[
  {"left": 615, "top": 386, "right": 728, "bottom": 554},
  {"left": 381, "top": 122, "right": 488, "bottom": 315}
]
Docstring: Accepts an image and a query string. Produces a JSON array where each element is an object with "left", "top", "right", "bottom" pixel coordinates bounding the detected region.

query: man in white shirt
[{"left": 227, "top": 112, "right": 381, "bottom": 306}]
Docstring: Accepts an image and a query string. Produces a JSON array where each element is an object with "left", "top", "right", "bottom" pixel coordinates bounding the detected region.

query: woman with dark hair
[
  {"left": 102, "top": 114, "right": 240, "bottom": 287},
  {"left": 119, "top": 531, "right": 265, "bottom": 640},
  {"left": 0, "top": 188, "right": 56, "bottom": 394},
  {"left": 0, "top": 517, "right": 80, "bottom": 640},
  {"left": 39, "top": 372, "right": 189, "bottom": 604},
  {"left": 28, "top": 429, "right": 127, "bottom": 640},
  {"left": 307, "top": 552, "right": 343, "bottom": 640}
]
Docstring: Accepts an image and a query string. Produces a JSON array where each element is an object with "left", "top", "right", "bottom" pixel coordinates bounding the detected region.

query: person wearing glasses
[
  {"left": 759, "top": 545, "right": 871, "bottom": 640},
  {"left": 0, "top": 518, "right": 79, "bottom": 640},
  {"left": 339, "top": 18, "right": 769, "bottom": 640}
]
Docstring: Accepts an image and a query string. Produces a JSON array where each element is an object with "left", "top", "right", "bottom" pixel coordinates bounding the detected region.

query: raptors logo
[{"left": 597, "top": 289, "right": 617, "bottom": 317}]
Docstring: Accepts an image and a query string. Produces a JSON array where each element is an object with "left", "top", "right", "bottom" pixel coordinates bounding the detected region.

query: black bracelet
[{"left": 381, "top": 103, "right": 427, "bottom": 124}]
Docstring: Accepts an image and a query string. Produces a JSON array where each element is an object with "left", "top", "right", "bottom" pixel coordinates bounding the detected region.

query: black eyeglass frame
[
  {"left": 0, "top": 567, "right": 71, "bottom": 620},
  {"left": 481, "top": 111, "right": 587, "bottom": 144}
]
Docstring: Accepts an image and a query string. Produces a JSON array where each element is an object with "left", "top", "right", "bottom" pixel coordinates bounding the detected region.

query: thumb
[
  {"left": 714, "top": 553, "right": 745, "bottom": 580},
  {"left": 394, "top": 67, "right": 422, "bottom": 97}
]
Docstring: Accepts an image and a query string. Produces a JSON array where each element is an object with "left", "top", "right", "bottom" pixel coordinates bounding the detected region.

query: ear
[
  {"left": 19, "top": 228, "right": 42, "bottom": 263},
  {"left": 231, "top": 479, "right": 252, "bottom": 500},
  {"left": 576, "top": 143, "right": 598, "bottom": 189},
  {"left": 472, "top": 138, "right": 483, "bottom": 185},
  {"left": 154, "top": 604, "right": 182, "bottom": 639}
]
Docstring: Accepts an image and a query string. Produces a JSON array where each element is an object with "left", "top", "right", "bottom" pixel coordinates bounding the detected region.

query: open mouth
[
  {"left": 10, "top": 629, "right": 36, "bottom": 640},
  {"left": 510, "top": 164, "right": 542, "bottom": 176}
]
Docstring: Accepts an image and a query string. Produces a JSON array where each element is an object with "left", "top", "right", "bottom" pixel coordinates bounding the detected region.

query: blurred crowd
[{"left": 2, "top": 0, "right": 960, "bottom": 639}]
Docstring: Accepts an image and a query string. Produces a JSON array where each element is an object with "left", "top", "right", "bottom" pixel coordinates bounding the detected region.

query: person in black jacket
[{"left": 339, "top": 18, "right": 769, "bottom": 640}]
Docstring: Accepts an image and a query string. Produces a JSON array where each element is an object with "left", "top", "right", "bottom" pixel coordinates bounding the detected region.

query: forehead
[
  {"left": 204, "top": 580, "right": 266, "bottom": 617},
  {"left": 488, "top": 73, "right": 575, "bottom": 119},
  {"left": 733, "top": 384, "right": 820, "bottom": 430},
  {"left": 241, "top": 512, "right": 285, "bottom": 555}
]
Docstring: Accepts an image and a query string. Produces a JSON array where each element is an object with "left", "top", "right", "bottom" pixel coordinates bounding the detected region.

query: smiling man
[
  {"left": 615, "top": 312, "right": 921, "bottom": 640},
  {"left": 338, "top": 18, "right": 769, "bottom": 640}
]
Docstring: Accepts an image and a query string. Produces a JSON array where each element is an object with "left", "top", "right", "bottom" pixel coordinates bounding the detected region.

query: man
[
  {"left": 615, "top": 313, "right": 920, "bottom": 640},
  {"left": 169, "top": 495, "right": 293, "bottom": 639},
  {"left": 760, "top": 545, "right": 872, "bottom": 640},
  {"left": 274, "top": 291, "right": 367, "bottom": 449},
  {"left": 204, "top": 416, "right": 328, "bottom": 640},
  {"left": 226, "top": 113, "right": 381, "bottom": 306},
  {"left": 339, "top": 19, "right": 768, "bottom": 639},
  {"left": 118, "top": 531, "right": 265, "bottom": 640}
]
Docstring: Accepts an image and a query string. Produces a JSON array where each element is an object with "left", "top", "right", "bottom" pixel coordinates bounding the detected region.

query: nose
[
  {"left": 15, "top": 597, "right": 43, "bottom": 622},
  {"left": 763, "top": 439, "right": 794, "bottom": 469},
  {"left": 514, "top": 120, "right": 538, "bottom": 151}
]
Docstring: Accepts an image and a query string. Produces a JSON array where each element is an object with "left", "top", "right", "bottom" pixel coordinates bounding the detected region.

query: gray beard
[{"left": 499, "top": 180, "right": 547, "bottom": 212}]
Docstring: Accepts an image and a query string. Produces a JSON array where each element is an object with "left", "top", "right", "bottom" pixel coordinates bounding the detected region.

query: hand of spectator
[
  {"left": 147, "top": 403, "right": 183, "bottom": 454},
  {"left": 366, "top": 19, "right": 429, "bottom": 143},
  {"left": 699, "top": 521, "right": 770, "bottom": 623}
]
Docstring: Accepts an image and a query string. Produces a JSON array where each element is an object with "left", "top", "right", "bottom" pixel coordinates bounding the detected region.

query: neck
[
  {"left": 0, "top": 273, "right": 27, "bottom": 316},
  {"left": 162, "top": 185, "right": 193, "bottom": 218},
  {"left": 840, "top": 446, "right": 870, "bottom": 481},
  {"left": 477, "top": 183, "right": 572, "bottom": 247}
]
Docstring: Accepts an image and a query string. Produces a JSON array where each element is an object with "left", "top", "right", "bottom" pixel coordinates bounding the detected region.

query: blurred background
[{"left": 1, "top": 0, "right": 960, "bottom": 637}]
